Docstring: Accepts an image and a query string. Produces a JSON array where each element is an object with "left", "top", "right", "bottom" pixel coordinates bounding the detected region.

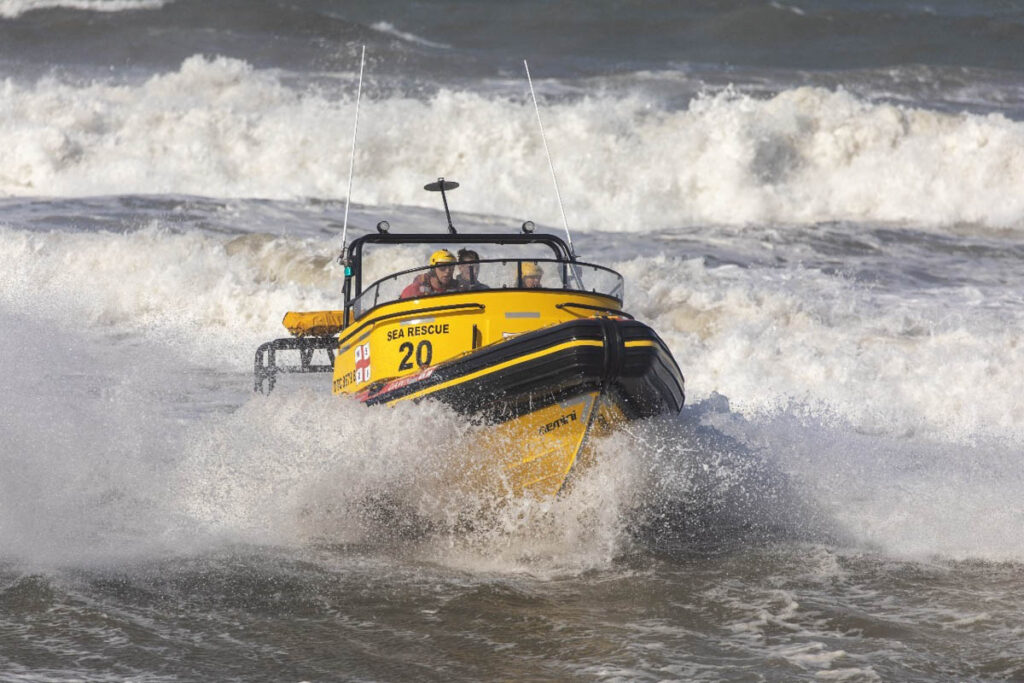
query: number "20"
[{"left": 398, "top": 340, "right": 433, "bottom": 371}]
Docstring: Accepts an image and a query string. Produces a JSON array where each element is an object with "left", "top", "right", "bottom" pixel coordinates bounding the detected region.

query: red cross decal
[{"left": 355, "top": 343, "right": 371, "bottom": 382}]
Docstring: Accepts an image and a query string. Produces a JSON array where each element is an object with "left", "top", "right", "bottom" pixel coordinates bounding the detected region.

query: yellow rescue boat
[{"left": 254, "top": 179, "right": 685, "bottom": 499}]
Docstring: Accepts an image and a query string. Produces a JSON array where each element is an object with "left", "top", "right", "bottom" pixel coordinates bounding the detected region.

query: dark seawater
[
  {"left": 4, "top": 0, "right": 1024, "bottom": 74},
  {"left": 4, "top": 548, "right": 1024, "bottom": 681},
  {"left": 2, "top": 0, "right": 1024, "bottom": 113},
  {"left": 2, "top": 1, "right": 1024, "bottom": 681}
]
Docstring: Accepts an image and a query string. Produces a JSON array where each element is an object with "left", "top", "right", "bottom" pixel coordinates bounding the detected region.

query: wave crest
[
  {"left": 1, "top": 57, "right": 1023, "bottom": 233},
  {"left": 0, "top": 0, "right": 167, "bottom": 19}
]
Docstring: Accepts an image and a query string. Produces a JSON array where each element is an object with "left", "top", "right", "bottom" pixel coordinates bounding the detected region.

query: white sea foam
[
  {"left": 2, "top": 56, "right": 1024, "bottom": 233},
  {"left": 2, "top": 54, "right": 1022, "bottom": 563},
  {"left": 0, "top": 224, "right": 341, "bottom": 366},
  {"left": 4, "top": 219, "right": 1022, "bottom": 563},
  {"left": 616, "top": 252, "right": 1024, "bottom": 444},
  {"left": 0, "top": 0, "right": 167, "bottom": 18},
  {"left": 3, "top": 219, "right": 1021, "bottom": 443}
]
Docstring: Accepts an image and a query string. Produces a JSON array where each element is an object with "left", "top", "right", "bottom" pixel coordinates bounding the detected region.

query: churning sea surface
[{"left": 2, "top": 0, "right": 1024, "bottom": 680}]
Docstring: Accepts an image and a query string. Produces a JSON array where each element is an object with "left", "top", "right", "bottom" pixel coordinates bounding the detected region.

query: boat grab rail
[{"left": 254, "top": 335, "right": 338, "bottom": 393}]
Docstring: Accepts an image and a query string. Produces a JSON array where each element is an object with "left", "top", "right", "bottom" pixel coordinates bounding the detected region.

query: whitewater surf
[{"left": 2, "top": 1, "right": 1024, "bottom": 680}]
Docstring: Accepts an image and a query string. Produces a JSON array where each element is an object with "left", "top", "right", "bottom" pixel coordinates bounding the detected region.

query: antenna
[
  {"left": 339, "top": 45, "right": 366, "bottom": 265},
  {"left": 524, "top": 59, "right": 575, "bottom": 259},
  {"left": 424, "top": 178, "right": 460, "bottom": 234}
]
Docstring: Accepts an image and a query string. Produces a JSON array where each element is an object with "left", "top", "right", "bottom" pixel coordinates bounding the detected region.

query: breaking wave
[
  {"left": 2, "top": 218, "right": 1021, "bottom": 442},
  {"left": 0, "top": 0, "right": 168, "bottom": 19},
  {"left": 2, "top": 56, "right": 1024, "bottom": 233},
  {"left": 1, "top": 236, "right": 1021, "bottom": 568},
  {"left": 0, "top": 224, "right": 339, "bottom": 365}
]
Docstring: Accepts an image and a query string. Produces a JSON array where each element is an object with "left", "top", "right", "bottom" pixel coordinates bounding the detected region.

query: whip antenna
[
  {"left": 340, "top": 45, "right": 366, "bottom": 264},
  {"left": 524, "top": 60, "right": 575, "bottom": 259}
]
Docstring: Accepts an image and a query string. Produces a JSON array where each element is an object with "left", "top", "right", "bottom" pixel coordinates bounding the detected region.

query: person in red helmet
[{"left": 400, "top": 249, "right": 460, "bottom": 299}]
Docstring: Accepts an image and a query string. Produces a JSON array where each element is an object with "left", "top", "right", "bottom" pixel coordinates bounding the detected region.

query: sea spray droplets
[{"left": 177, "top": 389, "right": 648, "bottom": 574}]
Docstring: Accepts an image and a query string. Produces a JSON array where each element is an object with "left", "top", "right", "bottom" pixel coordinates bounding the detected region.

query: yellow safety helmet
[
  {"left": 521, "top": 262, "right": 543, "bottom": 278},
  {"left": 430, "top": 249, "right": 457, "bottom": 266}
]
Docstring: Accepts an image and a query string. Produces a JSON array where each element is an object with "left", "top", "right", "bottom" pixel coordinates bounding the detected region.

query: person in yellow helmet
[
  {"left": 520, "top": 261, "right": 544, "bottom": 288},
  {"left": 401, "top": 249, "right": 459, "bottom": 299}
]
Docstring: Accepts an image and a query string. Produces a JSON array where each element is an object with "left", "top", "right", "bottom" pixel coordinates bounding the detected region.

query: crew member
[
  {"left": 520, "top": 262, "right": 543, "bottom": 288},
  {"left": 401, "top": 249, "right": 459, "bottom": 299},
  {"left": 456, "top": 249, "right": 488, "bottom": 291}
]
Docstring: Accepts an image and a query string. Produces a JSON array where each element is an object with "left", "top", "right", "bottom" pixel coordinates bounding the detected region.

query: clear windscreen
[{"left": 351, "top": 257, "right": 623, "bottom": 319}]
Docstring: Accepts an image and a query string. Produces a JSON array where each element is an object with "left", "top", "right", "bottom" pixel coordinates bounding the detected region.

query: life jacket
[{"left": 400, "top": 272, "right": 457, "bottom": 299}]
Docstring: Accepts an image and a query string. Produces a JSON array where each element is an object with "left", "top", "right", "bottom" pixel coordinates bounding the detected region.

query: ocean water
[{"left": 2, "top": 1, "right": 1024, "bottom": 680}]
